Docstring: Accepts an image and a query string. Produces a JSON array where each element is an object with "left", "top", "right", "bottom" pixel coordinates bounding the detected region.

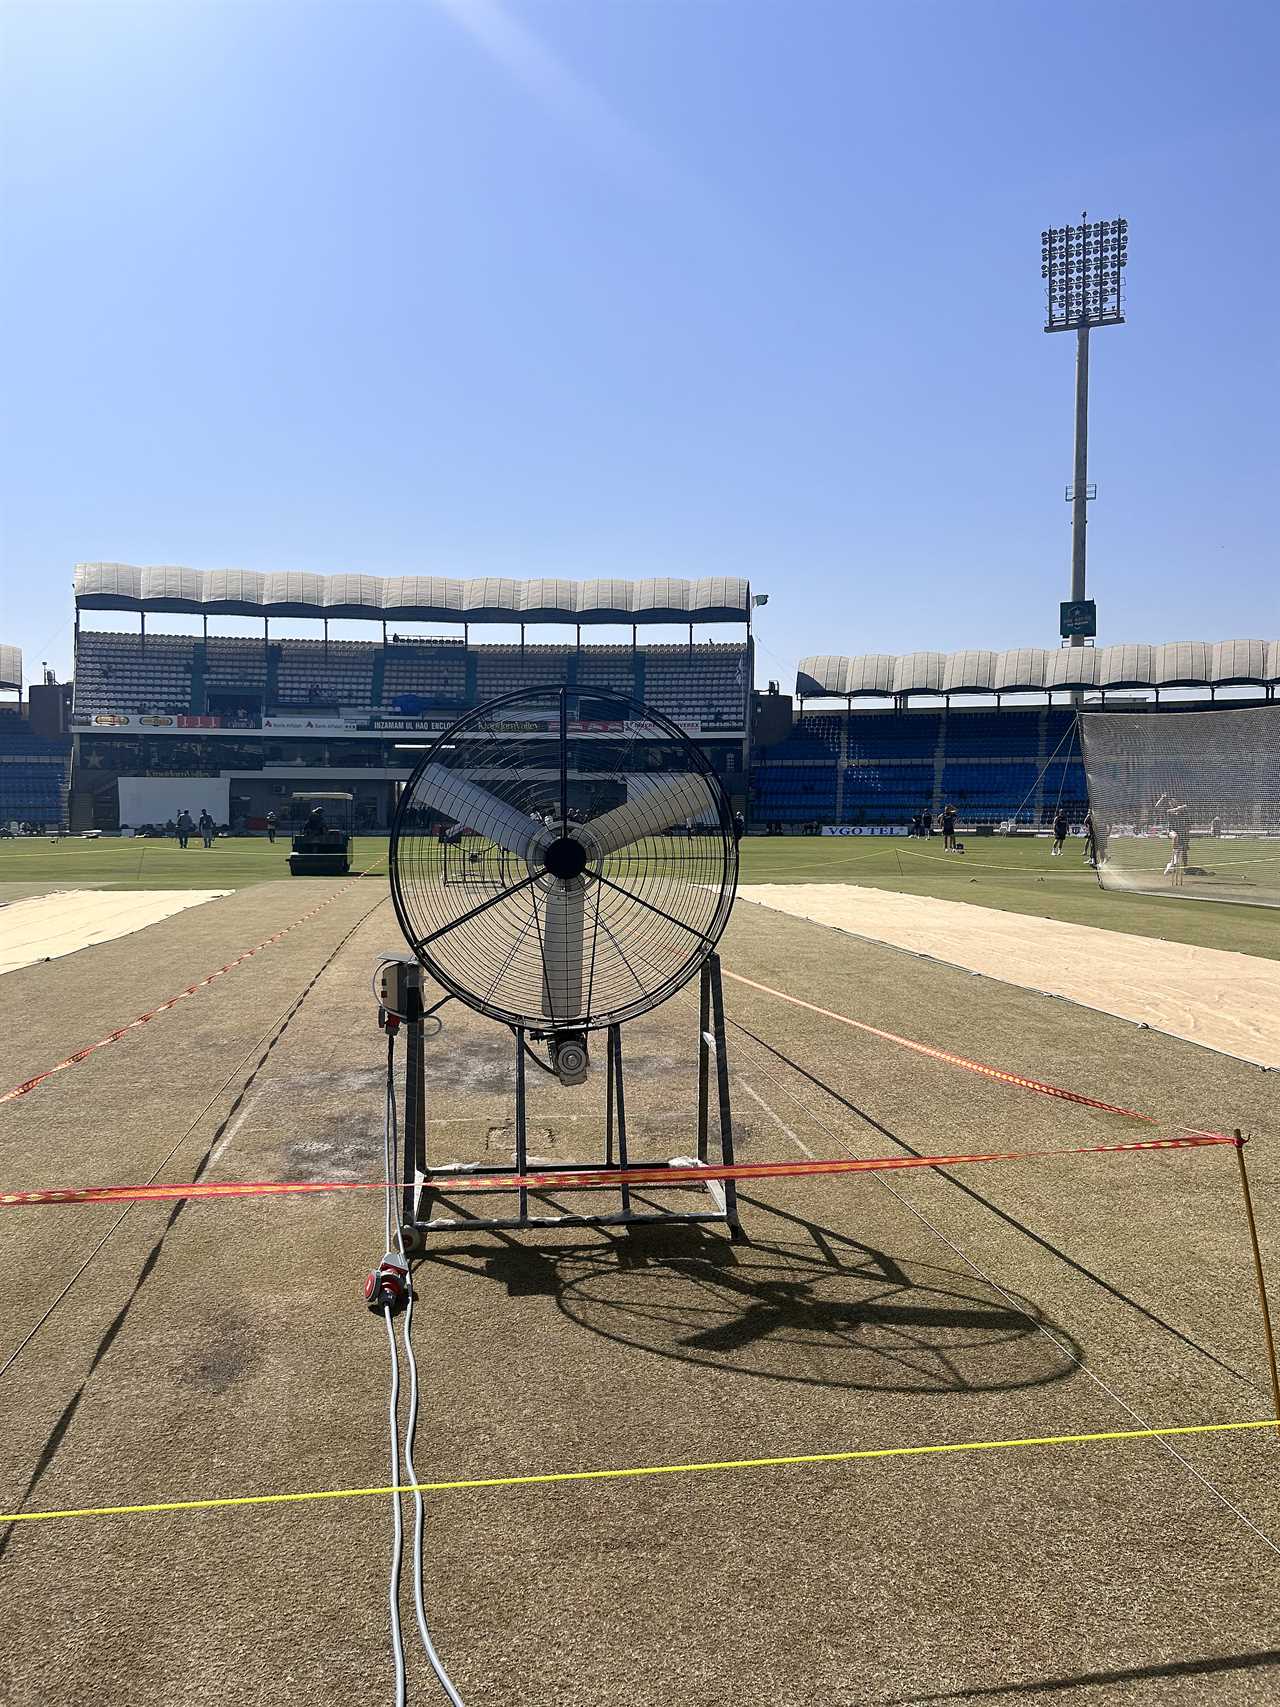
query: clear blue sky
[{"left": 2, "top": 0, "right": 1277, "bottom": 688}]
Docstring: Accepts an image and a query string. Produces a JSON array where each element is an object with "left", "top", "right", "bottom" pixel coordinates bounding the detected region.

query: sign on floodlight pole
[{"left": 1042, "top": 215, "right": 1128, "bottom": 650}]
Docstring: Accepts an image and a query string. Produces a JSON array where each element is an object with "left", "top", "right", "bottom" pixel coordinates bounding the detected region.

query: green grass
[
  {"left": 3, "top": 830, "right": 1277, "bottom": 962},
  {"left": 738, "top": 834, "right": 1280, "bottom": 961},
  {"left": 0, "top": 835, "right": 389, "bottom": 893}
]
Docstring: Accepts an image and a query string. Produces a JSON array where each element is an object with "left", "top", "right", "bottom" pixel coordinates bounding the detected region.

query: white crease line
[
  {"left": 207, "top": 1098, "right": 256, "bottom": 1170},
  {"left": 739, "top": 1076, "right": 816, "bottom": 1160}
]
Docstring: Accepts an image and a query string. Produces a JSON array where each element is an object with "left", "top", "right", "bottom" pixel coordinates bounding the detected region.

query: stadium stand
[
  {"left": 73, "top": 632, "right": 195, "bottom": 715},
  {"left": 798, "top": 644, "right": 1280, "bottom": 701},
  {"left": 0, "top": 707, "right": 71, "bottom": 829},
  {"left": 575, "top": 645, "right": 638, "bottom": 698},
  {"left": 643, "top": 643, "right": 748, "bottom": 726},
  {"left": 474, "top": 645, "right": 571, "bottom": 702},
  {"left": 67, "top": 565, "right": 754, "bottom": 830},
  {"left": 275, "top": 638, "right": 375, "bottom": 708},
  {"left": 206, "top": 637, "right": 269, "bottom": 695},
  {"left": 768, "top": 644, "right": 1278, "bottom": 831},
  {"left": 382, "top": 641, "right": 468, "bottom": 707},
  {"left": 71, "top": 630, "right": 750, "bottom": 729},
  {"left": 752, "top": 707, "right": 1087, "bottom": 829}
]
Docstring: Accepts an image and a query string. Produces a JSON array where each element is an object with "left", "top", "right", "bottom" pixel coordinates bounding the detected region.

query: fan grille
[{"left": 389, "top": 687, "right": 738, "bottom": 1030}]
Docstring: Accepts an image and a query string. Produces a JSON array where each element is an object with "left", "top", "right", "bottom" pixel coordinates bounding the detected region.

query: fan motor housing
[{"left": 550, "top": 1030, "right": 590, "bottom": 1086}]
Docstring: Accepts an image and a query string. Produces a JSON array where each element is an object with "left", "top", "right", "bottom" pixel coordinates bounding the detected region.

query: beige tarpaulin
[
  {"left": 737, "top": 883, "right": 1280, "bottom": 1069},
  {"left": 0, "top": 890, "right": 230, "bottom": 977}
]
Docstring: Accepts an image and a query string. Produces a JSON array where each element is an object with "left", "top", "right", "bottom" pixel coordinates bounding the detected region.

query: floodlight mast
[{"left": 1042, "top": 215, "right": 1128, "bottom": 649}]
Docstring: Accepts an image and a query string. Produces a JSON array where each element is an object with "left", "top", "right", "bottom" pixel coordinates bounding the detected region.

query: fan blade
[
  {"left": 413, "top": 764, "right": 543, "bottom": 861},
  {"left": 541, "top": 878, "right": 585, "bottom": 1023},
  {"left": 584, "top": 772, "right": 713, "bottom": 857}
]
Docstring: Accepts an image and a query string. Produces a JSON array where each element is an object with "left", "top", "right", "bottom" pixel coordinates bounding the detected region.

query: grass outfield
[
  {"left": 3, "top": 830, "right": 1277, "bottom": 961},
  {"left": 0, "top": 834, "right": 390, "bottom": 892}
]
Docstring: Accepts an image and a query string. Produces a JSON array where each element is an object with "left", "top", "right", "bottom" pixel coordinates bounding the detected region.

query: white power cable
[
  {"left": 401, "top": 1282, "right": 468, "bottom": 1705},
  {"left": 381, "top": 1023, "right": 469, "bottom": 1705},
  {"left": 382, "top": 1028, "right": 409, "bottom": 1706},
  {"left": 383, "top": 1305, "right": 408, "bottom": 1707}
]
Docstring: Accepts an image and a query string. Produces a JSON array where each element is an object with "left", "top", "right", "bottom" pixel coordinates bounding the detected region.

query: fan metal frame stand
[{"left": 397, "top": 955, "right": 743, "bottom": 1245}]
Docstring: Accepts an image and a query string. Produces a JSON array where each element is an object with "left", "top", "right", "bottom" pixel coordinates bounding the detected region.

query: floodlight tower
[{"left": 1042, "top": 214, "right": 1128, "bottom": 647}]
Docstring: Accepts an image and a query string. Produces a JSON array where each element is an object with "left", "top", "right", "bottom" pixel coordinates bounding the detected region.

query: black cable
[{"left": 514, "top": 1029, "right": 557, "bottom": 1075}]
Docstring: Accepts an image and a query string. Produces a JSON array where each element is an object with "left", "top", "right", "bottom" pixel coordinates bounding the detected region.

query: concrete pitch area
[
  {"left": 0, "top": 878, "right": 1278, "bottom": 1705},
  {"left": 0, "top": 888, "right": 231, "bottom": 976}
]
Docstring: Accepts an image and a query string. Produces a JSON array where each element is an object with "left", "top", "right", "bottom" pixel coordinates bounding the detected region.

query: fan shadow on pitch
[{"left": 415, "top": 1207, "right": 1083, "bottom": 1398}]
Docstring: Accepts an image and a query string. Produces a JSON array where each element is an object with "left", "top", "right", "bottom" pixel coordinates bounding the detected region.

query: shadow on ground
[{"left": 418, "top": 1203, "right": 1084, "bottom": 1396}]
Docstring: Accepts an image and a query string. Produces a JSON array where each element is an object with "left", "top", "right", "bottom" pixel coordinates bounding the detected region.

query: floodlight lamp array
[{"left": 1041, "top": 217, "right": 1128, "bottom": 331}]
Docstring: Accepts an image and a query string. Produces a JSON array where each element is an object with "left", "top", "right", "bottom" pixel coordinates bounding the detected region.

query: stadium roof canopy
[
  {"left": 797, "top": 642, "right": 1280, "bottom": 698},
  {"left": 74, "top": 564, "right": 752, "bottom": 625},
  {"left": 0, "top": 644, "right": 21, "bottom": 691}
]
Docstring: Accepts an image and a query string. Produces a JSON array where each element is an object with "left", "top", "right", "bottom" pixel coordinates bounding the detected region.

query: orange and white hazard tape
[
  {"left": 0, "top": 1132, "right": 1236, "bottom": 1210},
  {"left": 0, "top": 870, "right": 381, "bottom": 1108},
  {"left": 723, "top": 970, "right": 1157, "bottom": 1121}
]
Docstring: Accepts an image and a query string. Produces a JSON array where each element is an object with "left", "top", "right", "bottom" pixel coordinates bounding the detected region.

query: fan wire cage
[{"left": 389, "top": 686, "right": 738, "bottom": 1034}]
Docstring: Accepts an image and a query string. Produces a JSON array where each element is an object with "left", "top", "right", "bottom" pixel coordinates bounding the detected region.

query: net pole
[{"left": 1234, "top": 1131, "right": 1280, "bottom": 1438}]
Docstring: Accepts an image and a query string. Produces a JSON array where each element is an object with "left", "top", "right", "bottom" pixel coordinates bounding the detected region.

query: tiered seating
[
  {"left": 750, "top": 714, "right": 845, "bottom": 823},
  {"left": 276, "top": 639, "right": 375, "bottom": 707},
  {"left": 845, "top": 712, "right": 940, "bottom": 762},
  {"left": 939, "top": 709, "right": 1044, "bottom": 822},
  {"left": 73, "top": 630, "right": 753, "bottom": 725},
  {"left": 752, "top": 707, "right": 1090, "bottom": 827},
  {"left": 382, "top": 645, "right": 467, "bottom": 704},
  {"left": 939, "top": 762, "right": 1042, "bottom": 819},
  {"left": 206, "top": 637, "right": 268, "bottom": 693},
  {"left": 0, "top": 709, "right": 71, "bottom": 827},
  {"left": 475, "top": 646, "right": 571, "bottom": 700},
  {"left": 576, "top": 645, "right": 636, "bottom": 700},
  {"left": 777, "top": 715, "right": 842, "bottom": 760},
  {"left": 643, "top": 644, "right": 747, "bottom": 725},
  {"left": 941, "top": 710, "right": 1041, "bottom": 757},
  {"left": 74, "top": 632, "right": 194, "bottom": 714}
]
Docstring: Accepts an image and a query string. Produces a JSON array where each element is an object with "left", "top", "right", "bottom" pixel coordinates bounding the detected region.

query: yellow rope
[{"left": 4, "top": 1418, "right": 1274, "bottom": 1525}]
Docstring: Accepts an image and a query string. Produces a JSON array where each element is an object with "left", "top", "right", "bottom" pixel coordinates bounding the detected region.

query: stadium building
[
  {"left": 751, "top": 642, "right": 1280, "bottom": 832},
  {"left": 0, "top": 644, "right": 73, "bottom": 832},
  {"left": 67, "top": 565, "right": 753, "bottom": 832},
  {"left": 25, "top": 566, "right": 1279, "bottom": 840}
]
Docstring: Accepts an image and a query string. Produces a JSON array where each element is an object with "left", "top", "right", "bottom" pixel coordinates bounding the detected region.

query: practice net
[{"left": 1079, "top": 704, "right": 1280, "bottom": 906}]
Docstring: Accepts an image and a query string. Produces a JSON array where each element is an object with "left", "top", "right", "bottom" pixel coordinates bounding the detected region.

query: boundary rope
[
  {"left": 718, "top": 1026, "right": 1280, "bottom": 1558},
  {"left": 4, "top": 1419, "right": 1274, "bottom": 1525}
]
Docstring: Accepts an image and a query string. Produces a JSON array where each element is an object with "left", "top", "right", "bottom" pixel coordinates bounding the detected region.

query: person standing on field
[
  {"left": 1165, "top": 799, "right": 1191, "bottom": 870},
  {"left": 176, "top": 810, "right": 192, "bottom": 850},
  {"left": 1052, "top": 807, "right": 1069, "bottom": 855},
  {"left": 941, "top": 804, "right": 957, "bottom": 851},
  {"left": 921, "top": 808, "right": 933, "bottom": 838},
  {"left": 266, "top": 809, "right": 277, "bottom": 844}
]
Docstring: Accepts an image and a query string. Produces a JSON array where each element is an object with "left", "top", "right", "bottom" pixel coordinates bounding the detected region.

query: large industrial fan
[{"left": 383, "top": 685, "right": 743, "bottom": 1242}]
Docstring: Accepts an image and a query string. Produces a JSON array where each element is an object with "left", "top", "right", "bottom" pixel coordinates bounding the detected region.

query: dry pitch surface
[{"left": 1, "top": 870, "right": 1278, "bottom": 1706}]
